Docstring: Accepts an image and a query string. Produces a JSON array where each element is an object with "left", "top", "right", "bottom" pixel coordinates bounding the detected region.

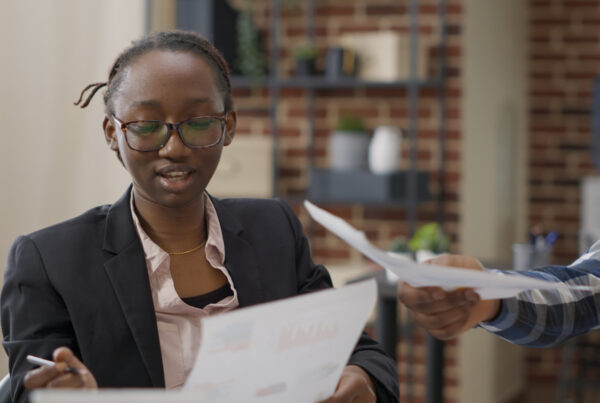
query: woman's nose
[{"left": 157, "top": 126, "right": 190, "bottom": 159}]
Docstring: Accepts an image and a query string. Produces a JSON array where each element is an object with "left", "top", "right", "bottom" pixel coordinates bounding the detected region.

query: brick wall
[
  {"left": 230, "top": 1, "right": 462, "bottom": 401},
  {"left": 232, "top": 0, "right": 462, "bottom": 255},
  {"left": 530, "top": 0, "right": 599, "bottom": 263},
  {"left": 527, "top": 0, "right": 600, "bottom": 399}
]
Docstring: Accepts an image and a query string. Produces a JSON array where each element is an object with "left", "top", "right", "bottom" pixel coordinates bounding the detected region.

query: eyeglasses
[{"left": 112, "top": 114, "right": 228, "bottom": 152}]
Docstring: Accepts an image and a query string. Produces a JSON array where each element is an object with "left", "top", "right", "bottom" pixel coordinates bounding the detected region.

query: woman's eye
[
  {"left": 129, "top": 122, "right": 162, "bottom": 135},
  {"left": 186, "top": 120, "right": 213, "bottom": 131}
]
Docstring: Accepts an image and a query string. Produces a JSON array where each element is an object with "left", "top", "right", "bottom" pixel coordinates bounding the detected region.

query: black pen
[{"left": 26, "top": 355, "right": 81, "bottom": 375}]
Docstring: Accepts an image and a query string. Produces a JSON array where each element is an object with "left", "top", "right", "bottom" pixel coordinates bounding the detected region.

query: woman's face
[{"left": 103, "top": 50, "right": 235, "bottom": 209}]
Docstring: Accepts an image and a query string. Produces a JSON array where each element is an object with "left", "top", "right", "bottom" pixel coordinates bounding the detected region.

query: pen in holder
[
  {"left": 512, "top": 231, "right": 557, "bottom": 271},
  {"left": 512, "top": 243, "right": 550, "bottom": 271}
]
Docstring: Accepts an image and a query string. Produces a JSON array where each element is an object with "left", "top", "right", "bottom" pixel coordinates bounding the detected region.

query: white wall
[
  {"left": 458, "top": 0, "right": 529, "bottom": 402},
  {"left": 0, "top": 0, "right": 145, "bottom": 374},
  {"left": 460, "top": 0, "right": 529, "bottom": 261}
]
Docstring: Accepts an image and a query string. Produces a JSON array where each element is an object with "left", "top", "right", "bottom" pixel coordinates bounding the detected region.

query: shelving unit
[
  {"left": 165, "top": 1, "right": 449, "bottom": 402},
  {"left": 252, "top": 2, "right": 450, "bottom": 403},
  {"left": 244, "top": 0, "right": 449, "bottom": 237}
]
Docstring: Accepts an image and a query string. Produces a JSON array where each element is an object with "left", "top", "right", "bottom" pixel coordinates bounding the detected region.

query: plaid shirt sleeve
[{"left": 478, "top": 241, "right": 600, "bottom": 347}]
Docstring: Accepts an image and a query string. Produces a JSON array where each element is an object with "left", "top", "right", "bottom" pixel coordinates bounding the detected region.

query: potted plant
[
  {"left": 385, "top": 224, "right": 450, "bottom": 282},
  {"left": 293, "top": 43, "right": 319, "bottom": 76},
  {"left": 329, "top": 115, "right": 370, "bottom": 171},
  {"left": 236, "top": 0, "right": 266, "bottom": 86},
  {"left": 408, "top": 223, "right": 450, "bottom": 262}
]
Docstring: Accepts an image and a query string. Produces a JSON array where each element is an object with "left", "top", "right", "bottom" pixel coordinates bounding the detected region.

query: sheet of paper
[
  {"left": 183, "top": 279, "right": 377, "bottom": 403},
  {"left": 304, "top": 201, "right": 595, "bottom": 299},
  {"left": 31, "top": 389, "right": 202, "bottom": 403}
]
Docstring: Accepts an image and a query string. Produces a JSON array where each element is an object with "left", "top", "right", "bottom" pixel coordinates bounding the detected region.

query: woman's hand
[
  {"left": 397, "top": 254, "right": 502, "bottom": 340},
  {"left": 318, "top": 365, "right": 376, "bottom": 403},
  {"left": 23, "top": 347, "right": 97, "bottom": 390}
]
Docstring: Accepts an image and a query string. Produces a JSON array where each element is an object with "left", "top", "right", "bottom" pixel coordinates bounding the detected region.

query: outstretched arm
[{"left": 397, "top": 253, "right": 600, "bottom": 347}]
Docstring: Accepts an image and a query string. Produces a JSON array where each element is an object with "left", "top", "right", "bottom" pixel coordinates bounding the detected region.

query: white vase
[{"left": 368, "top": 126, "right": 402, "bottom": 174}]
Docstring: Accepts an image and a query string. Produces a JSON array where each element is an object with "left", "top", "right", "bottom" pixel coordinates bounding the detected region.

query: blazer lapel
[
  {"left": 211, "top": 197, "right": 265, "bottom": 307},
  {"left": 102, "top": 188, "right": 165, "bottom": 387}
]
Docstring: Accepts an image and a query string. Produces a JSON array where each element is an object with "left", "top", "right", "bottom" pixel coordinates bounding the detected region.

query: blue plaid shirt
[{"left": 479, "top": 241, "right": 600, "bottom": 347}]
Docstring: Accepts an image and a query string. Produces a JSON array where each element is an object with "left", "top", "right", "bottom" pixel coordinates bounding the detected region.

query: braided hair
[{"left": 74, "top": 30, "right": 234, "bottom": 114}]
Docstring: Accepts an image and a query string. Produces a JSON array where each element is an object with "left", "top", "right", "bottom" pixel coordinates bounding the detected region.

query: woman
[{"left": 1, "top": 31, "right": 398, "bottom": 403}]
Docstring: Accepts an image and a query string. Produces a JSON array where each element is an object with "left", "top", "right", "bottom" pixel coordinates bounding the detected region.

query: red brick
[
  {"left": 287, "top": 107, "right": 327, "bottom": 118},
  {"left": 562, "top": 35, "right": 599, "bottom": 43},
  {"left": 390, "top": 108, "right": 432, "bottom": 118},
  {"left": 284, "top": 26, "right": 327, "bottom": 38},
  {"left": 431, "top": 46, "right": 461, "bottom": 57},
  {"left": 315, "top": 6, "right": 355, "bottom": 17},
  {"left": 555, "top": 215, "right": 579, "bottom": 223},
  {"left": 530, "top": 124, "right": 567, "bottom": 133},
  {"left": 312, "top": 248, "right": 351, "bottom": 260},
  {"left": 278, "top": 167, "right": 303, "bottom": 178},
  {"left": 390, "top": 25, "right": 435, "bottom": 35},
  {"left": 279, "top": 88, "right": 306, "bottom": 97},
  {"left": 531, "top": 17, "right": 571, "bottom": 26},
  {"left": 564, "top": 0, "right": 600, "bottom": 7},
  {"left": 531, "top": 52, "right": 569, "bottom": 61},
  {"left": 366, "top": 5, "right": 406, "bottom": 15},
  {"left": 337, "top": 24, "right": 379, "bottom": 35},
  {"left": 285, "top": 148, "right": 326, "bottom": 158},
  {"left": 363, "top": 208, "right": 406, "bottom": 221},
  {"left": 279, "top": 128, "right": 301, "bottom": 137},
  {"left": 314, "top": 88, "right": 357, "bottom": 97},
  {"left": 419, "top": 4, "right": 463, "bottom": 15},
  {"left": 339, "top": 108, "right": 380, "bottom": 119}
]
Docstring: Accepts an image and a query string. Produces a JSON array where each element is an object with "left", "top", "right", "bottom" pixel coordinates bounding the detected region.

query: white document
[
  {"left": 31, "top": 389, "right": 202, "bottom": 403},
  {"left": 32, "top": 281, "right": 376, "bottom": 403},
  {"left": 305, "top": 201, "right": 595, "bottom": 299},
  {"left": 183, "top": 279, "right": 377, "bottom": 403}
]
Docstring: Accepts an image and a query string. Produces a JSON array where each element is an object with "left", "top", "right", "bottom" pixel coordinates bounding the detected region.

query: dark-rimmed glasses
[{"left": 112, "top": 114, "right": 228, "bottom": 152}]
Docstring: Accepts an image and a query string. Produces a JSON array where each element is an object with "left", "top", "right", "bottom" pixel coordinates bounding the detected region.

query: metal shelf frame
[
  {"left": 256, "top": 2, "right": 449, "bottom": 403},
  {"left": 262, "top": 3, "right": 448, "bottom": 403}
]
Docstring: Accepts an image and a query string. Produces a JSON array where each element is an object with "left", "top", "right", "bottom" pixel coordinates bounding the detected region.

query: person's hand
[
  {"left": 317, "top": 365, "right": 376, "bottom": 403},
  {"left": 397, "top": 254, "right": 502, "bottom": 340},
  {"left": 23, "top": 347, "right": 97, "bottom": 390}
]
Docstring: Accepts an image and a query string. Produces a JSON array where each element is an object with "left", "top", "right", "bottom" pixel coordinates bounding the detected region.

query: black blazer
[{"left": 1, "top": 188, "right": 398, "bottom": 402}]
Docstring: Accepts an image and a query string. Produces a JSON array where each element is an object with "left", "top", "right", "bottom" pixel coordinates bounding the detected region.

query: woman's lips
[
  {"left": 156, "top": 166, "right": 195, "bottom": 192},
  {"left": 161, "top": 171, "right": 190, "bottom": 181}
]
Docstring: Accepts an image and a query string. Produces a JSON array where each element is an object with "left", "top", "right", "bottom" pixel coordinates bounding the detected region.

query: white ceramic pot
[
  {"left": 368, "top": 126, "right": 402, "bottom": 174},
  {"left": 329, "top": 131, "right": 370, "bottom": 171}
]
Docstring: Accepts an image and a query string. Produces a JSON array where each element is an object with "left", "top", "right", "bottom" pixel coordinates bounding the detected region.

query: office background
[{"left": 0, "top": 0, "right": 597, "bottom": 402}]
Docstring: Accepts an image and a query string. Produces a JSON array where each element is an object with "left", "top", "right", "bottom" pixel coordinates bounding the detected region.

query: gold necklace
[{"left": 167, "top": 240, "right": 207, "bottom": 256}]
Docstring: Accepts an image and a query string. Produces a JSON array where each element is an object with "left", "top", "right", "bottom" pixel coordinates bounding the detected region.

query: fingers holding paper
[
  {"left": 23, "top": 347, "right": 97, "bottom": 390},
  {"left": 398, "top": 254, "right": 501, "bottom": 340},
  {"left": 318, "top": 365, "right": 376, "bottom": 403}
]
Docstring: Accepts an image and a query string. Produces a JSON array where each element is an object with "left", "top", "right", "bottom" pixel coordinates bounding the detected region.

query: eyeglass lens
[{"left": 126, "top": 117, "right": 223, "bottom": 151}]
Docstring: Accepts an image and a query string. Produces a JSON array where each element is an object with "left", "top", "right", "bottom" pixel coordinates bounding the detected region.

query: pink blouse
[{"left": 130, "top": 193, "right": 239, "bottom": 388}]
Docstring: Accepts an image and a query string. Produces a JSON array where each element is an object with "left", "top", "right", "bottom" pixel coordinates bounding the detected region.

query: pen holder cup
[{"left": 512, "top": 243, "right": 550, "bottom": 271}]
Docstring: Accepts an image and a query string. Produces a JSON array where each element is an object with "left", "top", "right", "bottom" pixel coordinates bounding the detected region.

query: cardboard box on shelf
[{"left": 339, "top": 31, "right": 430, "bottom": 81}]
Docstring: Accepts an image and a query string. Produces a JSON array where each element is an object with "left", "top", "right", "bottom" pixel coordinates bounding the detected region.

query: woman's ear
[
  {"left": 223, "top": 111, "right": 237, "bottom": 146},
  {"left": 103, "top": 116, "right": 120, "bottom": 151}
]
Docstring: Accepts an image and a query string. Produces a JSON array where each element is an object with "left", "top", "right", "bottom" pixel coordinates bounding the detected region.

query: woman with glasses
[{"left": 0, "top": 31, "right": 398, "bottom": 403}]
